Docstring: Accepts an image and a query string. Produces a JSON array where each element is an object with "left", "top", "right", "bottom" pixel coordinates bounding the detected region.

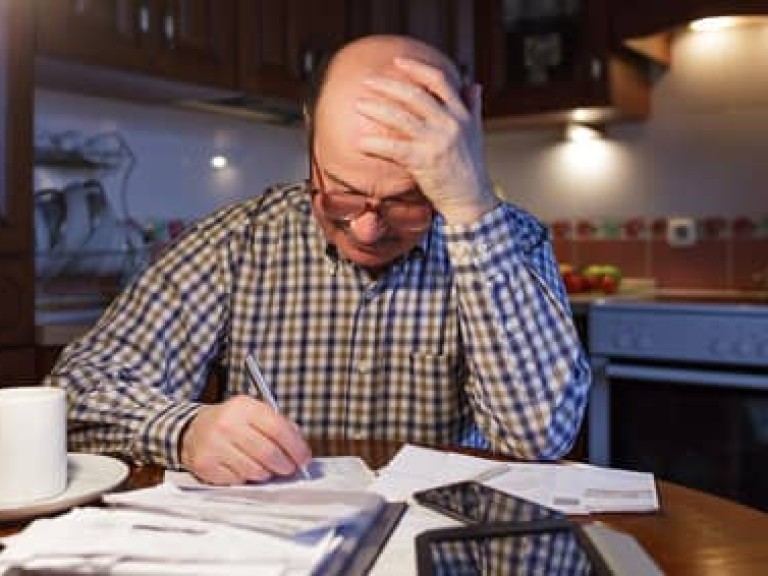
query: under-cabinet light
[
  {"left": 690, "top": 16, "right": 768, "bottom": 32},
  {"left": 565, "top": 124, "right": 603, "bottom": 143},
  {"left": 210, "top": 155, "right": 229, "bottom": 169}
]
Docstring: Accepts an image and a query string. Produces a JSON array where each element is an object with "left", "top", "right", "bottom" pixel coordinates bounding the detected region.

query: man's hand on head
[
  {"left": 180, "top": 395, "right": 312, "bottom": 485},
  {"left": 354, "top": 57, "right": 499, "bottom": 225}
]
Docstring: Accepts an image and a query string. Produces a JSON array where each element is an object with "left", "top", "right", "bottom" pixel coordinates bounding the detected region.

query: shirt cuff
[
  {"left": 443, "top": 202, "right": 547, "bottom": 276},
  {"left": 134, "top": 401, "right": 202, "bottom": 470}
]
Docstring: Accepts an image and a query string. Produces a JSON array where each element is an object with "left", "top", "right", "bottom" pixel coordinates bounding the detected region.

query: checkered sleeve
[
  {"left": 443, "top": 203, "right": 591, "bottom": 459},
  {"left": 45, "top": 210, "right": 237, "bottom": 469}
]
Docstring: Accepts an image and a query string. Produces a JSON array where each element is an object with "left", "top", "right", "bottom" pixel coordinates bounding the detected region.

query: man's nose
[{"left": 349, "top": 211, "right": 387, "bottom": 243}]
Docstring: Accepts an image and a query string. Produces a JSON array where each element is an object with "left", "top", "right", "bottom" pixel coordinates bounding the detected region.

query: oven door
[{"left": 588, "top": 357, "right": 768, "bottom": 511}]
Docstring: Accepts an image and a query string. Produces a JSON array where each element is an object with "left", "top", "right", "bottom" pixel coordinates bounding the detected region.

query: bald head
[
  {"left": 306, "top": 35, "right": 460, "bottom": 129},
  {"left": 307, "top": 35, "right": 461, "bottom": 189}
]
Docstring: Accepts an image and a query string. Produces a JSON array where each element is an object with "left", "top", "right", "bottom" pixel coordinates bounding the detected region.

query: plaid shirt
[{"left": 48, "top": 182, "right": 590, "bottom": 469}]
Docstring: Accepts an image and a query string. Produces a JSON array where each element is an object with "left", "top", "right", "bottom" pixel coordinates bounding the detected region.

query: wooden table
[{"left": 3, "top": 437, "right": 768, "bottom": 575}]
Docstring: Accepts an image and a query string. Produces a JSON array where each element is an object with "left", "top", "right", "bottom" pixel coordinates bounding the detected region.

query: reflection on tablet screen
[
  {"left": 422, "top": 481, "right": 564, "bottom": 524},
  {"left": 427, "top": 530, "right": 594, "bottom": 576}
]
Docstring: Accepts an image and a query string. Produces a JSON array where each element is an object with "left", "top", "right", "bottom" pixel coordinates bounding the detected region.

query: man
[{"left": 47, "top": 35, "right": 590, "bottom": 485}]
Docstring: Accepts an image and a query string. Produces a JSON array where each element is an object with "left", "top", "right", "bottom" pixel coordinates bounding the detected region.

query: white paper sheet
[
  {"left": 368, "top": 444, "right": 510, "bottom": 501},
  {"left": 0, "top": 507, "right": 336, "bottom": 576},
  {"left": 165, "top": 456, "right": 375, "bottom": 493},
  {"left": 104, "top": 481, "right": 384, "bottom": 538}
]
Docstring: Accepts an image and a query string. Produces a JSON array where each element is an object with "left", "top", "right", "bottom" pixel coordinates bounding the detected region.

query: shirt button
[{"left": 358, "top": 362, "right": 371, "bottom": 374}]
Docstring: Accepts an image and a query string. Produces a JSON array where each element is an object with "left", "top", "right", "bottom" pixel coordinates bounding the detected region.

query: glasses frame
[{"left": 308, "top": 140, "right": 433, "bottom": 233}]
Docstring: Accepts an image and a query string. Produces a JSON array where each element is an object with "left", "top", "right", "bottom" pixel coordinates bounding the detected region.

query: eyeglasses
[{"left": 309, "top": 149, "right": 433, "bottom": 233}]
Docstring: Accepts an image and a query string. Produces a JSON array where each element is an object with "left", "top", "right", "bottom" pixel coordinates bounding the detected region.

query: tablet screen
[{"left": 418, "top": 527, "right": 607, "bottom": 576}]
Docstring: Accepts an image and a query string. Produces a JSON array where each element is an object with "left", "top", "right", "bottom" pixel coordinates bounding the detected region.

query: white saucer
[{"left": 0, "top": 453, "right": 129, "bottom": 522}]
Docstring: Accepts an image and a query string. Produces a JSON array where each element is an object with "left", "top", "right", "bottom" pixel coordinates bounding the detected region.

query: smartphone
[{"left": 412, "top": 480, "right": 564, "bottom": 525}]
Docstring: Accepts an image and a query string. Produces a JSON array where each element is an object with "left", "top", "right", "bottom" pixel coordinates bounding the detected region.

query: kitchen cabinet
[
  {"left": 0, "top": 0, "right": 36, "bottom": 385},
  {"left": 613, "top": 0, "right": 768, "bottom": 64},
  {"left": 237, "top": 0, "right": 347, "bottom": 103},
  {"left": 346, "top": 0, "right": 475, "bottom": 79},
  {"left": 238, "top": 0, "right": 474, "bottom": 107},
  {"left": 475, "top": 0, "right": 651, "bottom": 127},
  {"left": 35, "top": 0, "right": 237, "bottom": 90}
]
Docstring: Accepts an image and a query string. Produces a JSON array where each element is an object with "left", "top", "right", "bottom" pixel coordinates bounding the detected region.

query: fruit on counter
[
  {"left": 559, "top": 263, "right": 622, "bottom": 295},
  {"left": 559, "top": 264, "right": 589, "bottom": 294},
  {"left": 581, "top": 264, "right": 622, "bottom": 294},
  {"left": 598, "top": 275, "right": 619, "bottom": 295}
]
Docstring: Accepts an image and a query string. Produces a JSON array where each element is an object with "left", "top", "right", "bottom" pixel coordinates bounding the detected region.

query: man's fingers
[
  {"left": 355, "top": 98, "right": 424, "bottom": 139},
  {"left": 361, "top": 76, "right": 443, "bottom": 124},
  {"left": 392, "top": 56, "right": 466, "bottom": 115},
  {"left": 357, "top": 134, "right": 413, "bottom": 165},
  {"left": 255, "top": 408, "right": 313, "bottom": 473},
  {"left": 244, "top": 401, "right": 313, "bottom": 475},
  {"left": 180, "top": 395, "right": 312, "bottom": 485}
]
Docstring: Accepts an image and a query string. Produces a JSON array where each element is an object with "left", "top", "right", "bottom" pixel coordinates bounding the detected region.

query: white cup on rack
[{"left": 0, "top": 386, "right": 68, "bottom": 506}]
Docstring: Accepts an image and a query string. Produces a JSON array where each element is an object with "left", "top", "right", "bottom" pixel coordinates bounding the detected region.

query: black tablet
[{"left": 415, "top": 521, "right": 614, "bottom": 576}]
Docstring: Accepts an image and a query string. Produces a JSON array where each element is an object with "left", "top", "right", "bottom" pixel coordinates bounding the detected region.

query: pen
[{"left": 245, "top": 353, "right": 312, "bottom": 480}]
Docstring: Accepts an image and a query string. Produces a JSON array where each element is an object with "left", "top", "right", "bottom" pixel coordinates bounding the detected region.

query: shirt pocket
[{"left": 375, "top": 350, "right": 468, "bottom": 444}]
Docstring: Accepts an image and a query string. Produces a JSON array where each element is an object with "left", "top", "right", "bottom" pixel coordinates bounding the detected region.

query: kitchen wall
[
  {"left": 35, "top": 24, "right": 768, "bottom": 290},
  {"left": 35, "top": 91, "right": 307, "bottom": 224},
  {"left": 485, "top": 25, "right": 768, "bottom": 289}
]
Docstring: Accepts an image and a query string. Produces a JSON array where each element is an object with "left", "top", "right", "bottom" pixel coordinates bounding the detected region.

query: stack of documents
[
  {"left": 0, "top": 457, "right": 389, "bottom": 576},
  {"left": 0, "top": 507, "right": 338, "bottom": 575}
]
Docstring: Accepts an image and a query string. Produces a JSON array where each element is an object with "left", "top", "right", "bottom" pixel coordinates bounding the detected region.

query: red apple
[
  {"left": 563, "top": 271, "right": 588, "bottom": 294},
  {"left": 600, "top": 275, "right": 619, "bottom": 295}
]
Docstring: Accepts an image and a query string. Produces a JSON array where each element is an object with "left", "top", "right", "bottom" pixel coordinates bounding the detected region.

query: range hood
[{"left": 178, "top": 95, "right": 303, "bottom": 126}]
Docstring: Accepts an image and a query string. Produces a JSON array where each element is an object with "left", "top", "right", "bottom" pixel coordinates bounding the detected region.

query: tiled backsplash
[{"left": 549, "top": 215, "right": 768, "bottom": 290}]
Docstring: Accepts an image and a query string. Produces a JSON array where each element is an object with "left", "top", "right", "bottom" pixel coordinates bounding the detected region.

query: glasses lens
[
  {"left": 318, "top": 192, "right": 367, "bottom": 220},
  {"left": 318, "top": 189, "right": 433, "bottom": 231},
  {"left": 383, "top": 202, "right": 433, "bottom": 231}
]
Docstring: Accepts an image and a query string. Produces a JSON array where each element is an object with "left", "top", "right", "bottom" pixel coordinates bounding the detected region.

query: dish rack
[{"left": 34, "top": 130, "right": 149, "bottom": 321}]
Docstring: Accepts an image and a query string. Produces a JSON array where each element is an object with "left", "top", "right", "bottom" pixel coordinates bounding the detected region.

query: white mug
[{"left": 0, "top": 386, "right": 68, "bottom": 506}]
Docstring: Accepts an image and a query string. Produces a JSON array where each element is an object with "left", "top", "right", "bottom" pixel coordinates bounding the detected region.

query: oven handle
[{"left": 605, "top": 363, "right": 768, "bottom": 390}]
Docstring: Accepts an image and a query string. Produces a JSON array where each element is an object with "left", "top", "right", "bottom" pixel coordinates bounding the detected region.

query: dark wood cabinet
[
  {"left": 0, "top": 0, "right": 36, "bottom": 385},
  {"left": 346, "top": 0, "right": 475, "bottom": 78},
  {"left": 34, "top": 0, "right": 477, "bottom": 111},
  {"left": 475, "top": 0, "right": 651, "bottom": 127},
  {"left": 614, "top": 0, "right": 768, "bottom": 40},
  {"left": 237, "top": 0, "right": 474, "bottom": 107},
  {"left": 35, "top": 0, "right": 237, "bottom": 89},
  {"left": 612, "top": 0, "right": 767, "bottom": 64},
  {"left": 237, "top": 0, "right": 347, "bottom": 103}
]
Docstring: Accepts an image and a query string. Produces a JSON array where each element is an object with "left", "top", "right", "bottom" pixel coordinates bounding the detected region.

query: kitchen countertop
[
  {"left": 36, "top": 287, "right": 768, "bottom": 347},
  {"left": 36, "top": 322, "right": 92, "bottom": 347}
]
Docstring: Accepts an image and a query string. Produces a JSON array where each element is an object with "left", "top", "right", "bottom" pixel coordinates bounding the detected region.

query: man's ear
[{"left": 303, "top": 105, "right": 315, "bottom": 149}]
